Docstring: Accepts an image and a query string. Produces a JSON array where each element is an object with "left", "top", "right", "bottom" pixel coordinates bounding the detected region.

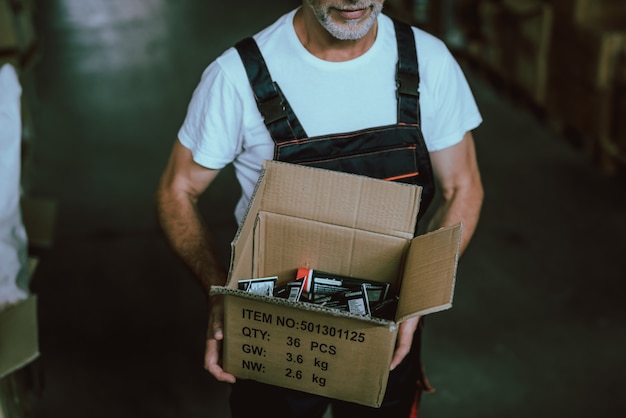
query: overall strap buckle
[{"left": 258, "top": 88, "right": 286, "bottom": 125}]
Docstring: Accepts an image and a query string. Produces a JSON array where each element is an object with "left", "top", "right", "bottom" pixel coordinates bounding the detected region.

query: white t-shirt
[{"left": 179, "top": 9, "right": 482, "bottom": 223}]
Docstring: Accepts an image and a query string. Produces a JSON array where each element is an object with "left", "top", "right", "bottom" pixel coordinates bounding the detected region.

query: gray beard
[{"left": 309, "top": 2, "right": 383, "bottom": 41}]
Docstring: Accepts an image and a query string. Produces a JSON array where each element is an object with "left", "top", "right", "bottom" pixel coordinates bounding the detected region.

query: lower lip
[{"left": 337, "top": 8, "right": 368, "bottom": 20}]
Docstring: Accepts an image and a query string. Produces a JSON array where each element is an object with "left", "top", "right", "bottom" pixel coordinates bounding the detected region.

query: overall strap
[
  {"left": 393, "top": 19, "right": 421, "bottom": 126},
  {"left": 234, "top": 37, "right": 307, "bottom": 141}
]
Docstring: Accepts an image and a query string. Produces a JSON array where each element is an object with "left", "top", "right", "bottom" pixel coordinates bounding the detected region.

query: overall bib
[{"left": 231, "top": 19, "right": 434, "bottom": 418}]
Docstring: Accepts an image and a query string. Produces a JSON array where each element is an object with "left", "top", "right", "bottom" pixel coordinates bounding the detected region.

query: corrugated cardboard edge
[
  {"left": 0, "top": 296, "right": 39, "bottom": 379},
  {"left": 226, "top": 161, "right": 271, "bottom": 286},
  {"left": 211, "top": 287, "right": 398, "bottom": 329},
  {"left": 395, "top": 223, "right": 463, "bottom": 323}
]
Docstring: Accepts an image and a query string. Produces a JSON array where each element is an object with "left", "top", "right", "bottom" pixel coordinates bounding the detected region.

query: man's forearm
[
  {"left": 427, "top": 183, "right": 483, "bottom": 256},
  {"left": 156, "top": 190, "right": 228, "bottom": 294},
  {"left": 427, "top": 132, "right": 484, "bottom": 256}
]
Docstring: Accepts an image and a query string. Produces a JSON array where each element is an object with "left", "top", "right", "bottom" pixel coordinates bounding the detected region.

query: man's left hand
[{"left": 390, "top": 316, "right": 420, "bottom": 370}]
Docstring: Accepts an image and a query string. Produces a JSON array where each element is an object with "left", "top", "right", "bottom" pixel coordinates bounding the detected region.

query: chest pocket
[{"left": 276, "top": 125, "right": 424, "bottom": 184}]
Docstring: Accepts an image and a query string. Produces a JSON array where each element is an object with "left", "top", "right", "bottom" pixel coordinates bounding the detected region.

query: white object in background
[{"left": 0, "top": 63, "right": 29, "bottom": 311}]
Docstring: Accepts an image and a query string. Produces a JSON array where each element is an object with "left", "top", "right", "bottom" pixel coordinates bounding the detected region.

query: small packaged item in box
[
  {"left": 370, "top": 296, "right": 399, "bottom": 320},
  {"left": 295, "top": 267, "right": 313, "bottom": 293},
  {"left": 307, "top": 270, "right": 392, "bottom": 318},
  {"left": 274, "top": 280, "right": 304, "bottom": 302},
  {"left": 362, "top": 282, "right": 390, "bottom": 309},
  {"left": 310, "top": 273, "right": 353, "bottom": 302},
  {"left": 238, "top": 276, "right": 277, "bottom": 296},
  {"left": 345, "top": 286, "right": 371, "bottom": 316},
  {"left": 241, "top": 269, "right": 393, "bottom": 318}
]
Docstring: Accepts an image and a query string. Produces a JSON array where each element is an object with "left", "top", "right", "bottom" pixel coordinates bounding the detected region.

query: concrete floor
[{"left": 21, "top": 0, "right": 626, "bottom": 417}]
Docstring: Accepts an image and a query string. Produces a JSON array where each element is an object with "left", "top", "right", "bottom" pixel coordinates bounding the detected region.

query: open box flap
[{"left": 395, "top": 224, "right": 462, "bottom": 322}]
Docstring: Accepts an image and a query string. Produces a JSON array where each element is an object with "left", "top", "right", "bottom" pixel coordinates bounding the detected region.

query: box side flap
[
  {"left": 395, "top": 224, "right": 462, "bottom": 322},
  {"left": 228, "top": 216, "right": 257, "bottom": 287},
  {"left": 252, "top": 211, "right": 407, "bottom": 287},
  {"left": 228, "top": 164, "right": 271, "bottom": 285},
  {"left": 0, "top": 296, "right": 39, "bottom": 379},
  {"left": 259, "top": 161, "right": 420, "bottom": 238}
]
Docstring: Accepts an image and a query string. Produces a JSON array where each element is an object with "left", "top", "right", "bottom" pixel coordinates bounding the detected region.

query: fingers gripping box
[{"left": 211, "top": 161, "right": 462, "bottom": 408}]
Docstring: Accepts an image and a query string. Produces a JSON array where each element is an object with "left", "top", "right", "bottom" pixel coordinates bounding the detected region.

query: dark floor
[{"left": 21, "top": 0, "right": 626, "bottom": 417}]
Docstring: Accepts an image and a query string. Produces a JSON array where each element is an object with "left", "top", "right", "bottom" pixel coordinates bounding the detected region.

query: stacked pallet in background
[
  {"left": 385, "top": 2, "right": 626, "bottom": 175},
  {"left": 481, "top": 0, "right": 552, "bottom": 108},
  {"left": 386, "top": 0, "right": 554, "bottom": 110},
  {"left": 464, "top": 0, "right": 626, "bottom": 175},
  {"left": 547, "top": 0, "right": 626, "bottom": 174}
]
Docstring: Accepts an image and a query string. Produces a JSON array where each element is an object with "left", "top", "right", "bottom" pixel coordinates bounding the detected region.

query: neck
[{"left": 294, "top": 6, "right": 378, "bottom": 62}]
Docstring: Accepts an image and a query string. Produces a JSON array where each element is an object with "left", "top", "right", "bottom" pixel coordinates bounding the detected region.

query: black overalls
[{"left": 230, "top": 19, "right": 434, "bottom": 418}]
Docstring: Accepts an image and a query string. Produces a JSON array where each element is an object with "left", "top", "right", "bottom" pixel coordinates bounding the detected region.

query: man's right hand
[
  {"left": 156, "top": 140, "right": 235, "bottom": 382},
  {"left": 204, "top": 295, "right": 236, "bottom": 383}
]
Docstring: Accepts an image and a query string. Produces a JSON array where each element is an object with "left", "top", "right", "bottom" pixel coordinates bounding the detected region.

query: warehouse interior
[{"left": 2, "top": 0, "right": 626, "bottom": 417}]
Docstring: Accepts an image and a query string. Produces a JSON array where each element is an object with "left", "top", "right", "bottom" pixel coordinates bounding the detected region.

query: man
[{"left": 156, "top": 1, "right": 483, "bottom": 417}]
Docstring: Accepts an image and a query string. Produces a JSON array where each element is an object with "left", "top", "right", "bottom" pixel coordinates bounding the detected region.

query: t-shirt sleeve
[
  {"left": 419, "top": 38, "right": 482, "bottom": 152},
  {"left": 177, "top": 57, "right": 244, "bottom": 169}
]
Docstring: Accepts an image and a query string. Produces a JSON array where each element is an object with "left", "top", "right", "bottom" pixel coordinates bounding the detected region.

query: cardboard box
[
  {"left": 0, "top": 296, "right": 39, "bottom": 418},
  {"left": 211, "top": 161, "right": 462, "bottom": 407},
  {"left": 0, "top": 296, "right": 38, "bottom": 379}
]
